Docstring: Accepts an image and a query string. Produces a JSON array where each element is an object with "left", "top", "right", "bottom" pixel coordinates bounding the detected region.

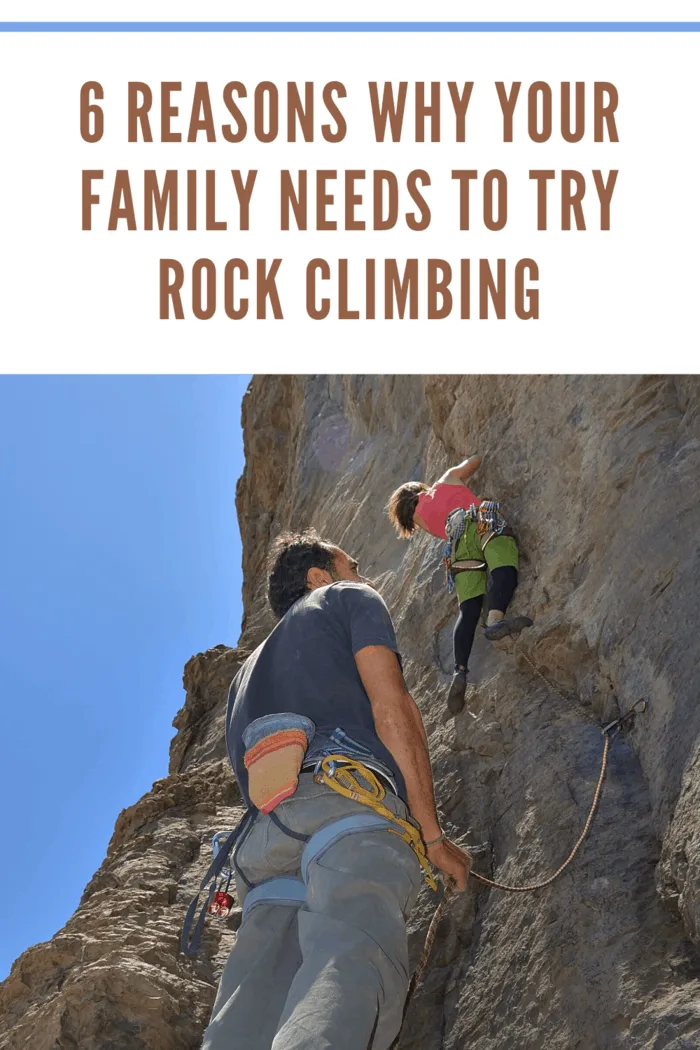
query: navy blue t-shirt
[{"left": 226, "top": 582, "right": 407, "bottom": 806}]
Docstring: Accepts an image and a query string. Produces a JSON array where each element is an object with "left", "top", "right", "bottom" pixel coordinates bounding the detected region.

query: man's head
[
  {"left": 386, "top": 481, "right": 429, "bottom": 538},
  {"left": 267, "top": 529, "right": 368, "bottom": 619}
]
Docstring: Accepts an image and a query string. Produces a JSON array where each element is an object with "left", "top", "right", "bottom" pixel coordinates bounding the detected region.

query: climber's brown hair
[{"left": 386, "top": 481, "right": 429, "bottom": 538}]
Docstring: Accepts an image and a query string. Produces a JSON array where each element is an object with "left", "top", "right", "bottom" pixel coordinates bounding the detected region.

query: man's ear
[{"left": 307, "top": 566, "right": 333, "bottom": 591}]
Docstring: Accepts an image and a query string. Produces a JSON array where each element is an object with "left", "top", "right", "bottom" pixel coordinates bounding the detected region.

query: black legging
[{"left": 453, "top": 566, "right": 518, "bottom": 672}]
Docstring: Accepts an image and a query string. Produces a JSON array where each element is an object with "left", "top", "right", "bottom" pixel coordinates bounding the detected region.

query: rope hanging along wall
[{"left": 391, "top": 644, "right": 648, "bottom": 1048}]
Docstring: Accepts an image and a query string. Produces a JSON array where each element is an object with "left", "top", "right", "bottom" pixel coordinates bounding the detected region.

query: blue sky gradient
[{"left": 0, "top": 375, "right": 250, "bottom": 979}]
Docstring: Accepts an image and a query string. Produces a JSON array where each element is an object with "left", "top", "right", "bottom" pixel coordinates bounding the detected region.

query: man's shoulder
[
  {"left": 324, "top": 581, "right": 390, "bottom": 609},
  {"left": 329, "top": 580, "right": 380, "bottom": 596},
  {"left": 292, "top": 581, "right": 393, "bottom": 630},
  {"left": 294, "top": 579, "right": 383, "bottom": 607}
]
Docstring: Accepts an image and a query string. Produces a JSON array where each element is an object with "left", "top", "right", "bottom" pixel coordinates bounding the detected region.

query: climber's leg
[
  {"left": 482, "top": 538, "right": 533, "bottom": 641},
  {"left": 201, "top": 901, "right": 302, "bottom": 1050},
  {"left": 448, "top": 595, "right": 483, "bottom": 713},
  {"left": 486, "top": 565, "right": 519, "bottom": 623},
  {"left": 454, "top": 595, "right": 484, "bottom": 668},
  {"left": 448, "top": 523, "right": 489, "bottom": 712},
  {"left": 271, "top": 828, "right": 422, "bottom": 1050}
]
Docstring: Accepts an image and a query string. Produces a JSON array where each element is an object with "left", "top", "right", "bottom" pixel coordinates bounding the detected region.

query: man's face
[
  {"left": 330, "top": 546, "right": 372, "bottom": 586},
  {"left": 304, "top": 546, "right": 375, "bottom": 596},
  {"left": 306, "top": 545, "right": 377, "bottom": 592}
]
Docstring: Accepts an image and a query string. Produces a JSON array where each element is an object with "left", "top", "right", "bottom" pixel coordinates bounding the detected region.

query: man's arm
[
  {"left": 355, "top": 644, "right": 472, "bottom": 890},
  {"left": 438, "top": 455, "right": 481, "bottom": 485}
]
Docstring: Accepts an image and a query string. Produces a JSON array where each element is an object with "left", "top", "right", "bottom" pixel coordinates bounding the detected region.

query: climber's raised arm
[{"left": 439, "top": 455, "right": 481, "bottom": 485}]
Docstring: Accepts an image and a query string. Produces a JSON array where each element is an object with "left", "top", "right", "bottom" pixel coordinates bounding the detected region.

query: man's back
[
  {"left": 227, "top": 581, "right": 406, "bottom": 806},
  {"left": 202, "top": 532, "right": 471, "bottom": 1050}
]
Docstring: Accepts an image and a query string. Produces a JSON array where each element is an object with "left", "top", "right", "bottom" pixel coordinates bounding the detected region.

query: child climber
[{"left": 387, "top": 455, "right": 532, "bottom": 714}]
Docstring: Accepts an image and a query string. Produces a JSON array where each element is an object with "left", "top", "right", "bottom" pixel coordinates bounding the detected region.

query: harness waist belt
[
  {"left": 450, "top": 559, "right": 487, "bottom": 574},
  {"left": 301, "top": 759, "right": 397, "bottom": 796},
  {"left": 241, "top": 876, "right": 306, "bottom": 919}
]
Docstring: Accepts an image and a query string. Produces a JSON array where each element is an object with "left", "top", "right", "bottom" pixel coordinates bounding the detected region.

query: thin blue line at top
[{"left": 1, "top": 21, "right": 700, "bottom": 33}]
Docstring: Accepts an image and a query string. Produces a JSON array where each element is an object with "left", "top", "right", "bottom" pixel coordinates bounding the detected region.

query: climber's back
[
  {"left": 414, "top": 482, "right": 480, "bottom": 539},
  {"left": 226, "top": 580, "right": 406, "bottom": 807}
]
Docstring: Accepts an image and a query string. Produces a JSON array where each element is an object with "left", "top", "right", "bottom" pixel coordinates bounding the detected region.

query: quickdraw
[
  {"left": 602, "top": 697, "right": 648, "bottom": 739},
  {"left": 467, "top": 499, "right": 507, "bottom": 539},
  {"left": 313, "top": 753, "right": 438, "bottom": 892}
]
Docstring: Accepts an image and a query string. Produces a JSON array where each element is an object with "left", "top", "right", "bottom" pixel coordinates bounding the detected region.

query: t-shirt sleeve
[{"left": 335, "top": 583, "right": 401, "bottom": 659}]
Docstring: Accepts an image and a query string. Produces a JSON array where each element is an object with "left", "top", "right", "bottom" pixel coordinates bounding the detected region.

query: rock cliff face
[{"left": 2, "top": 375, "right": 700, "bottom": 1050}]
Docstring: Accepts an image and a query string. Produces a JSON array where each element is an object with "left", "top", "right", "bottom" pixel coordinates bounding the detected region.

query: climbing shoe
[
  {"left": 447, "top": 670, "right": 468, "bottom": 714},
  {"left": 483, "top": 615, "right": 534, "bottom": 642}
]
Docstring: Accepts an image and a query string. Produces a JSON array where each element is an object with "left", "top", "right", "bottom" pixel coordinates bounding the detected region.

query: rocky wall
[{"left": 2, "top": 375, "right": 699, "bottom": 1050}]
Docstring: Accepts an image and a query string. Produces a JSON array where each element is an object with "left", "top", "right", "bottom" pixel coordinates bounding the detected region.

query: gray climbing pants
[{"left": 201, "top": 773, "right": 423, "bottom": 1050}]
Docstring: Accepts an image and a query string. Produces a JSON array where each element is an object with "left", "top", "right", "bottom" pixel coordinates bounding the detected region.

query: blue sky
[{"left": 0, "top": 375, "right": 250, "bottom": 980}]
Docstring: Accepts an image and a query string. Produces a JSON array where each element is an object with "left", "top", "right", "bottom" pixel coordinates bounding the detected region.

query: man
[{"left": 202, "top": 530, "right": 471, "bottom": 1050}]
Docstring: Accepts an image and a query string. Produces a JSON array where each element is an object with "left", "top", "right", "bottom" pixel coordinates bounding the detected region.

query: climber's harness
[
  {"left": 443, "top": 501, "right": 508, "bottom": 593},
  {"left": 239, "top": 756, "right": 438, "bottom": 930},
  {"left": 181, "top": 727, "right": 436, "bottom": 956}
]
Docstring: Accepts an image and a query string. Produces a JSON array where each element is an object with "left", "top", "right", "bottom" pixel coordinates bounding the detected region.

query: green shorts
[{"left": 452, "top": 521, "right": 519, "bottom": 604}]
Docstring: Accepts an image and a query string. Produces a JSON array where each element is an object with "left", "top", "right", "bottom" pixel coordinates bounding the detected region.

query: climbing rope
[
  {"left": 468, "top": 731, "right": 611, "bottom": 893},
  {"left": 389, "top": 881, "right": 455, "bottom": 1050},
  {"left": 409, "top": 881, "right": 455, "bottom": 987},
  {"left": 513, "top": 638, "right": 580, "bottom": 711},
  {"left": 468, "top": 639, "right": 647, "bottom": 892}
]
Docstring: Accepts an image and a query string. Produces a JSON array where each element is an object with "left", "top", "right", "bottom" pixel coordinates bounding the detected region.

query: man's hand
[{"left": 426, "top": 838, "right": 472, "bottom": 892}]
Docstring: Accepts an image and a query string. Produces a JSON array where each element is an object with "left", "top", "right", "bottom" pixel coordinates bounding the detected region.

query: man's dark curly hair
[
  {"left": 267, "top": 529, "right": 338, "bottom": 619},
  {"left": 386, "top": 481, "right": 429, "bottom": 538}
]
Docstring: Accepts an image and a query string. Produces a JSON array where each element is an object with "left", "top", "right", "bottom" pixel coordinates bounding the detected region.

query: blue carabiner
[{"left": 211, "top": 831, "right": 234, "bottom": 874}]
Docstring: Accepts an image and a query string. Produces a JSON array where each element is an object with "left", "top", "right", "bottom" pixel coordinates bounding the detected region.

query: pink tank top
[{"left": 416, "top": 483, "right": 479, "bottom": 540}]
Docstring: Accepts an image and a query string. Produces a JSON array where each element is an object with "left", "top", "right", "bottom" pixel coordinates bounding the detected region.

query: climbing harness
[
  {"left": 305, "top": 725, "right": 399, "bottom": 793},
  {"left": 313, "top": 754, "right": 438, "bottom": 891},
  {"left": 182, "top": 727, "right": 408, "bottom": 953},
  {"left": 443, "top": 501, "right": 507, "bottom": 593},
  {"left": 443, "top": 508, "right": 469, "bottom": 593},
  {"left": 185, "top": 803, "right": 434, "bottom": 953}
]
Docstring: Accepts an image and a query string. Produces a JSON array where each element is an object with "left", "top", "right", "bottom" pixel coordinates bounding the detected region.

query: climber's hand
[{"left": 426, "top": 838, "right": 472, "bottom": 892}]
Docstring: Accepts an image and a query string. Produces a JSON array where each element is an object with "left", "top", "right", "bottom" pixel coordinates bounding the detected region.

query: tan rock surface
[{"left": 2, "top": 375, "right": 699, "bottom": 1049}]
